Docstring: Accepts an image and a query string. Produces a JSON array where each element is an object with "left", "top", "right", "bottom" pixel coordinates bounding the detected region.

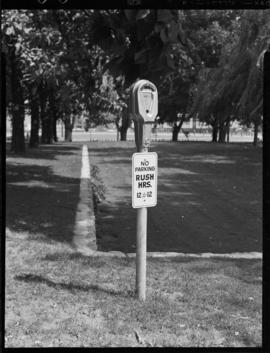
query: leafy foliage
[
  {"left": 91, "top": 10, "right": 194, "bottom": 85},
  {"left": 192, "top": 9, "right": 270, "bottom": 136},
  {"left": 157, "top": 10, "right": 240, "bottom": 132},
  {"left": 3, "top": 9, "right": 268, "bottom": 149}
]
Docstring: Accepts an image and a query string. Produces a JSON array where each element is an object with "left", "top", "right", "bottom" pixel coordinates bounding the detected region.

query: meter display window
[{"left": 141, "top": 91, "right": 154, "bottom": 114}]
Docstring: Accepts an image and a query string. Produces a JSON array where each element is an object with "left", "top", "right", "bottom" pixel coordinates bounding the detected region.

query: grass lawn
[
  {"left": 5, "top": 141, "right": 262, "bottom": 347},
  {"left": 5, "top": 228, "right": 262, "bottom": 347},
  {"left": 88, "top": 141, "right": 262, "bottom": 254}
]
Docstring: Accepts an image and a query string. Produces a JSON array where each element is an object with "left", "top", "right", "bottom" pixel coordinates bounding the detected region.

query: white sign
[{"left": 132, "top": 152, "right": 157, "bottom": 208}]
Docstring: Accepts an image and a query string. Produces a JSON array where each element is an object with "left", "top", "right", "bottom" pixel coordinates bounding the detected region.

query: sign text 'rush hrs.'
[{"left": 132, "top": 152, "right": 158, "bottom": 208}]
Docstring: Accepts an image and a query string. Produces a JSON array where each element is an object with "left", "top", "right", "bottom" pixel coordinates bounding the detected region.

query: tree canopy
[
  {"left": 2, "top": 9, "right": 268, "bottom": 151},
  {"left": 192, "top": 9, "right": 269, "bottom": 144}
]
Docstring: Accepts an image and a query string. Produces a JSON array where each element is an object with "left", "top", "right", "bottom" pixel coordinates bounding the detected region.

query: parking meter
[
  {"left": 130, "top": 80, "right": 158, "bottom": 151},
  {"left": 130, "top": 80, "right": 159, "bottom": 301}
]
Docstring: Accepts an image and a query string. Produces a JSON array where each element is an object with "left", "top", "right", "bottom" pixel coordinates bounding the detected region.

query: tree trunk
[
  {"left": 45, "top": 113, "right": 53, "bottom": 144},
  {"left": 253, "top": 121, "right": 259, "bottom": 146},
  {"left": 64, "top": 117, "right": 73, "bottom": 142},
  {"left": 218, "top": 123, "right": 226, "bottom": 143},
  {"left": 116, "top": 128, "right": 120, "bottom": 141},
  {"left": 10, "top": 50, "right": 25, "bottom": 153},
  {"left": 115, "top": 119, "right": 120, "bottom": 141},
  {"left": 53, "top": 117, "right": 58, "bottom": 142},
  {"left": 40, "top": 89, "right": 46, "bottom": 144},
  {"left": 212, "top": 124, "right": 218, "bottom": 142},
  {"left": 40, "top": 87, "right": 47, "bottom": 144},
  {"left": 226, "top": 118, "right": 230, "bottom": 143},
  {"left": 49, "top": 92, "right": 58, "bottom": 142},
  {"left": 61, "top": 119, "right": 64, "bottom": 139},
  {"left": 29, "top": 92, "right": 40, "bottom": 148},
  {"left": 172, "top": 116, "right": 185, "bottom": 142},
  {"left": 120, "top": 109, "right": 130, "bottom": 141},
  {"left": 120, "top": 125, "right": 128, "bottom": 141},
  {"left": 172, "top": 123, "right": 181, "bottom": 141},
  {"left": 40, "top": 86, "right": 53, "bottom": 144}
]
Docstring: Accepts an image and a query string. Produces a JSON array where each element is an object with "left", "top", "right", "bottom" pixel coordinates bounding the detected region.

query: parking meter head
[
  {"left": 130, "top": 79, "right": 158, "bottom": 151},
  {"left": 131, "top": 80, "right": 158, "bottom": 123},
  {"left": 137, "top": 81, "right": 158, "bottom": 122}
]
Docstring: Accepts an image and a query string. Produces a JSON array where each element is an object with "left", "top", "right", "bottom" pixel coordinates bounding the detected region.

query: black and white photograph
[{"left": 2, "top": 1, "right": 267, "bottom": 348}]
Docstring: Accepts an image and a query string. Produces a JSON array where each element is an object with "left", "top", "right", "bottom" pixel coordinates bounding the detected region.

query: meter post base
[{"left": 136, "top": 206, "right": 147, "bottom": 301}]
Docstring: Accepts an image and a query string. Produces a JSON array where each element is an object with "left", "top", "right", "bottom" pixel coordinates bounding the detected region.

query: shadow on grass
[
  {"left": 41, "top": 251, "right": 128, "bottom": 266},
  {"left": 14, "top": 273, "right": 134, "bottom": 298},
  {"left": 6, "top": 163, "right": 80, "bottom": 243},
  {"left": 6, "top": 142, "right": 82, "bottom": 160}
]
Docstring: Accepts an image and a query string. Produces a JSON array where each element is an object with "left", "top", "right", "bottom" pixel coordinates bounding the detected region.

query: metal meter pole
[
  {"left": 131, "top": 79, "right": 158, "bottom": 301},
  {"left": 136, "top": 145, "right": 148, "bottom": 301}
]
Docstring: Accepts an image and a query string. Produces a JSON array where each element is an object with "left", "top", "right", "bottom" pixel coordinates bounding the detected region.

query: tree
[
  {"left": 191, "top": 66, "right": 236, "bottom": 142},
  {"left": 26, "top": 10, "right": 69, "bottom": 145},
  {"left": 2, "top": 10, "right": 65, "bottom": 149},
  {"left": 235, "top": 10, "right": 270, "bottom": 145},
  {"left": 155, "top": 10, "right": 241, "bottom": 141},
  {"left": 49, "top": 10, "right": 125, "bottom": 139},
  {"left": 2, "top": 10, "right": 33, "bottom": 152},
  {"left": 158, "top": 74, "right": 193, "bottom": 141},
  {"left": 192, "top": 10, "right": 270, "bottom": 145}
]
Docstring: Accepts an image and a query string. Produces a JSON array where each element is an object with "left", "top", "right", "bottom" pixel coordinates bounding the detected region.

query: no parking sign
[{"left": 132, "top": 152, "right": 157, "bottom": 208}]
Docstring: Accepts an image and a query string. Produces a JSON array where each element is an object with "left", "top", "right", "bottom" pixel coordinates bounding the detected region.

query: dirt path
[{"left": 88, "top": 141, "right": 262, "bottom": 254}]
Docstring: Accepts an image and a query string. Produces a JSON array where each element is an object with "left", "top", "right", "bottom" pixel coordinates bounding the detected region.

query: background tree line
[{"left": 2, "top": 9, "right": 269, "bottom": 152}]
